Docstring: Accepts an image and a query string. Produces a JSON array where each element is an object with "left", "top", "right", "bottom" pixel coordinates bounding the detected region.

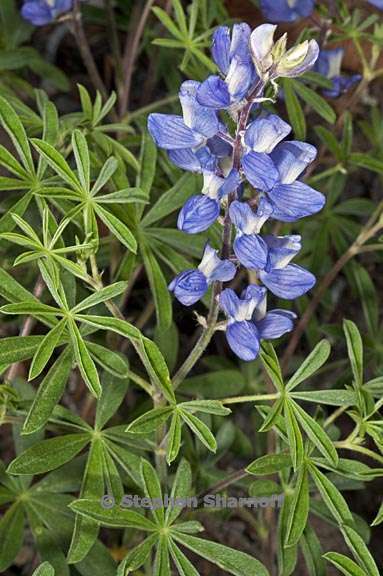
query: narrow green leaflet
[
  {"left": 0, "top": 96, "right": 34, "bottom": 174},
  {"left": 67, "top": 439, "right": 104, "bottom": 564},
  {"left": 284, "top": 466, "right": 309, "bottom": 547},
  {"left": 343, "top": 319, "right": 364, "bottom": 388},
  {"left": 260, "top": 342, "right": 284, "bottom": 392},
  {"left": 117, "top": 534, "right": 158, "bottom": 576},
  {"left": 246, "top": 453, "right": 292, "bottom": 476},
  {"left": 7, "top": 434, "right": 90, "bottom": 475},
  {"left": 172, "top": 533, "right": 270, "bottom": 576},
  {"left": 71, "top": 282, "right": 127, "bottom": 313},
  {"left": 180, "top": 409, "right": 217, "bottom": 452},
  {"left": 69, "top": 499, "right": 157, "bottom": 531},
  {"left": 166, "top": 459, "right": 192, "bottom": 525},
  {"left": 140, "top": 239, "right": 172, "bottom": 331},
  {"left": 0, "top": 503, "right": 24, "bottom": 571},
  {"left": 69, "top": 320, "right": 101, "bottom": 397},
  {"left": 166, "top": 412, "right": 182, "bottom": 464},
  {"left": 323, "top": 552, "right": 368, "bottom": 576},
  {"left": 0, "top": 335, "right": 44, "bottom": 366},
  {"left": 371, "top": 501, "right": 383, "bottom": 526},
  {"left": 340, "top": 524, "right": 379, "bottom": 576},
  {"left": 291, "top": 401, "right": 338, "bottom": 466},
  {"left": 300, "top": 525, "right": 326, "bottom": 576},
  {"left": 308, "top": 464, "right": 353, "bottom": 524},
  {"left": 23, "top": 346, "right": 73, "bottom": 435},
  {"left": 72, "top": 130, "right": 90, "bottom": 192},
  {"left": 29, "top": 319, "right": 66, "bottom": 380},
  {"left": 168, "top": 539, "right": 199, "bottom": 576},
  {"left": 126, "top": 407, "right": 174, "bottom": 434},
  {"left": 292, "top": 80, "right": 336, "bottom": 124},
  {"left": 284, "top": 400, "right": 304, "bottom": 471},
  {"left": 31, "top": 139, "right": 81, "bottom": 193},
  {"left": 94, "top": 204, "right": 137, "bottom": 253},
  {"left": 140, "top": 459, "right": 164, "bottom": 525},
  {"left": 286, "top": 340, "right": 331, "bottom": 391},
  {"left": 282, "top": 79, "right": 306, "bottom": 140},
  {"left": 32, "top": 562, "right": 56, "bottom": 576}
]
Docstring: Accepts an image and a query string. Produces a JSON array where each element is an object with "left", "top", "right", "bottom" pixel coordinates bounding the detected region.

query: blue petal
[
  {"left": 268, "top": 181, "right": 325, "bottom": 222},
  {"left": 256, "top": 310, "right": 296, "bottom": 339},
  {"left": 260, "top": 0, "right": 315, "bottom": 22},
  {"left": 226, "top": 57, "right": 255, "bottom": 101},
  {"left": 179, "top": 80, "right": 219, "bottom": 138},
  {"left": 230, "top": 199, "right": 272, "bottom": 234},
  {"left": 260, "top": 264, "right": 316, "bottom": 299},
  {"left": 21, "top": 3, "right": 53, "bottom": 24},
  {"left": 198, "top": 243, "right": 236, "bottom": 283},
  {"left": 168, "top": 149, "right": 202, "bottom": 172},
  {"left": 212, "top": 26, "right": 231, "bottom": 74},
  {"left": 220, "top": 289, "right": 242, "bottom": 319},
  {"left": 314, "top": 48, "right": 343, "bottom": 79},
  {"left": 264, "top": 234, "right": 301, "bottom": 270},
  {"left": 230, "top": 23, "right": 252, "bottom": 61},
  {"left": 244, "top": 114, "right": 291, "bottom": 153},
  {"left": 207, "top": 134, "right": 232, "bottom": 158},
  {"left": 169, "top": 270, "right": 208, "bottom": 306},
  {"left": 197, "top": 76, "right": 231, "bottom": 109},
  {"left": 177, "top": 194, "right": 220, "bottom": 234},
  {"left": 242, "top": 152, "right": 279, "bottom": 192},
  {"left": 218, "top": 169, "right": 241, "bottom": 198},
  {"left": 271, "top": 141, "right": 317, "bottom": 184},
  {"left": 368, "top": 0, "right": 383, "bottom": 8},
  {"left": 226, "top": 321, "right": 260, "bottom": 361},
  {"left": 148, "top": 114, "right": 203, "bottom": 150},
  {"left": 233, "top": 234, "right": 268, "bottom": 270}
]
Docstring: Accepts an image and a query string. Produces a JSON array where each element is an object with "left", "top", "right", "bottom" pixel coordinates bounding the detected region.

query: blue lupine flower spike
[
  {"left": 148, "top": 22, "right": 323, "bottom": 362},
  {"left": 22, "top": 0, "right": 72, "bottom": 26}
]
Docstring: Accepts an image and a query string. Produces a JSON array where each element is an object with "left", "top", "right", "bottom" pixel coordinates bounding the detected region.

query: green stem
[{"left": 220, "top": 393, "right": 280, "bottom": 405}]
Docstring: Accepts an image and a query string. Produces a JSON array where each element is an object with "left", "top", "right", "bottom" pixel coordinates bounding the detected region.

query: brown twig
[
  {"left": 119, "top": 0, "right": 156, "bottom": 117},
  {"left": 71, "top": 0, "right": 109, "bottom": 102}
]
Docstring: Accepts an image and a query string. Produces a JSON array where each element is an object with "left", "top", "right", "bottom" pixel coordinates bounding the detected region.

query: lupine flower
[
  {"left": 220, "top": 285, "right": 296, "bottom": 360},
  {"left": 259, "top": 0, "right": 315, "bottom": 23},
  {"left": 148, "top": 81, "right": 220, "bottom": 151},
  {"left": 21, "top": 0, "right": 72, "bottom": 25},
  {"left": 169, "top": 243, "right": 236, "bottom": 306},
  {"left": 197, "top": 24, "right": 257, "bottom": 110},
  {"left": 367, "top": 0, "right": 383, "bottom": 8},
  {"left": 250, "top": 24, "right": 319, "bottom": 82},
  {"left": 259, "top": 235, "right": 316, "bottom": 298},
  {"left": 229, "top": 199, "right": 271, "bottom": 270},
  {"left": 314, "top": 48, "right": 361, "bottom": 99},
  {"left": 177, "top": 172, "right": 224, "bottom": 234},
  {"left": 243, "top": 138, "right": 325, "bottom": 222}
]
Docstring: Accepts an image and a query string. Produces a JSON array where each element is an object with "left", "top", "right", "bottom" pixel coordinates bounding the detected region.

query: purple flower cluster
[
  {"left": 148, "top": 23, "right": 324, "bottom": 361},
  {"left": 21, "top": 0, "right": 72, "bottom": 26},
  {"left": 260, "top": 0, "right": 382, "bottom": 22}
]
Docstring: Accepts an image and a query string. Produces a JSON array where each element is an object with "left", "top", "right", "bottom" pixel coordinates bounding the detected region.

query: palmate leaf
[
  {"left": 166, "top": 411, "right": 182, "bottom": 464},
  {"left": 93, "top": 204, "right": 137, "bottom": 253},
  {"left": 340, "top": 524, "right": 379, "bottom": 576},
  {"left": 140, "top": 459, "right": 164, "bottom": 526},
  {"left": 284, "top": 399, "right": 304, "bottom": 471},
  {"left": 246, "top": 453, "right": 292, "bottom": 476},
  {"left": 126, "top": 407, "right": 174, "bottom": 434},
  {"left": 179, "top": 409, "right": 217, "bottom": 453},
  {"left": 300, "top": 524, "right": 326, "bottom": 576}
]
